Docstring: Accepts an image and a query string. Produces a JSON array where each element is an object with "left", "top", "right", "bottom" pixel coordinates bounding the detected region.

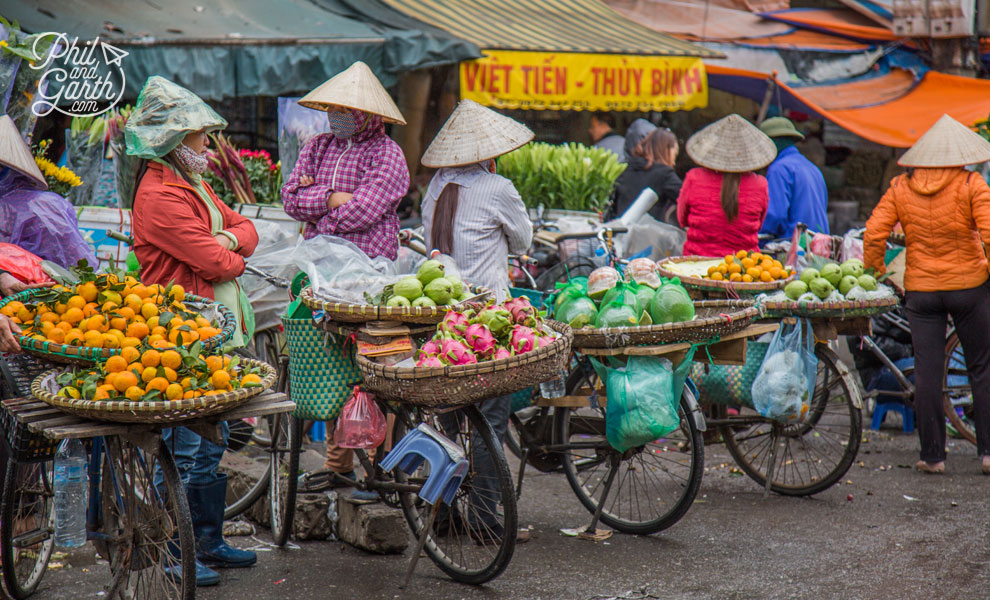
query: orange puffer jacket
[{"left": 864, "top": 168, "right": 990, "bottom": 292}]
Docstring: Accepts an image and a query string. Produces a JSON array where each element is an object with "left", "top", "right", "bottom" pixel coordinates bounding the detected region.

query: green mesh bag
[
  {"left": 689, "top": 342, "right": 769, "bottom": 408},
  {"left": 125, "top": 76, "right": 227, "bottom": 159},
  {"left": 282, "top": 316, "right": 362, "bottom": 421},
  {"left": 509, "top": 387, "right": 535, "bottom": 412}
]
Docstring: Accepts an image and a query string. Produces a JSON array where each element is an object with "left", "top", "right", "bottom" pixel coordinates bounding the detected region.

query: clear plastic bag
[
  {"left": 751, "top": 319, "right": 817, "bottom": 421},
  {"left": 293, "top": 235, "right": 397, "bottom": 304},
  {"left": 333, "top": 387, "right": 387, "bottom": 449},
  {"left": 239, "top": 220, "right": 300, "bottom": 331},
  {"left": 616, "top": 214, "right": 686, "bottom": 262},
  {"left": 840, "top": 228, "right": 864, "bottom": 263},
  {"left": 125, "top": 76, "right": 227, "bottom": 159},
  {"left": 593, "top": 351, "right": 693, "bottom": 452}
]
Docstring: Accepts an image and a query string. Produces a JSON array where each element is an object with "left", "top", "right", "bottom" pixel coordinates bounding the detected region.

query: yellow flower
[{"left": 0, "top": 41, "right": 7, "bottom": 48}]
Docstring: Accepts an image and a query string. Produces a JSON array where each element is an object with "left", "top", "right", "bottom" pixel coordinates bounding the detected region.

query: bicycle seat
[{"left": 380, "top": 428, "right": 469, "bottom": 506}]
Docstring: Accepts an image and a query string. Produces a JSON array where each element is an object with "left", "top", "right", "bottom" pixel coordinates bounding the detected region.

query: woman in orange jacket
[{"left": 863, "top": 114, "right": 990, "bottom": 475}]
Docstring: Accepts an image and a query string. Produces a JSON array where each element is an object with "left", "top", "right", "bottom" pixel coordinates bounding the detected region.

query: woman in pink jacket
[{"left": 677, "top": 114, "right": 777, "bottom": 257}]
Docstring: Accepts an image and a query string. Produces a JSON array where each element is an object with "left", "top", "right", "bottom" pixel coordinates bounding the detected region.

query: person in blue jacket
[{"left": 758, "top": 117, "right": 829, "bottom": 238}]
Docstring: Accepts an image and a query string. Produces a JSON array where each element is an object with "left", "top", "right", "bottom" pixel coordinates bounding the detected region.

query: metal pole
[
  {"left": 401, "top": 501, "right": 440, "bottom": 588},
  {"left": 584, "top": 452, "right": 620, "bottom": 535}
]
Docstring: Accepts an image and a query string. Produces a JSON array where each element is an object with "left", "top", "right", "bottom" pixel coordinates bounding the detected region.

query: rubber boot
[
  {"left": 163, "top": 540, "right": 220, "bottom": 586},
  {"left": 187, "top": 473, "right": 257, "bottom": 568}
]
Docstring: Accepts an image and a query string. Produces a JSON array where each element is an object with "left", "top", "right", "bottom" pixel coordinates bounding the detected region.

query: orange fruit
[
  {"left": 121, "top": 336, "right": 142, "bottom": 348},
  {"left": 39, "top": 311, "right": 59, "bottom": 324},
  {"left": 101, "top": 301, "right": 119, "bottom": 314},
  {"left": 746, "top": 267, "right": 761, "bottom": 280},
  {"left": 205, "top": 355, "right": 224, "bottom": 374},
  {"left": 131, "top": 284, "right": 150, "bottom": 299},
  {"left": 0, "top": 301, "right": 21, "bottom": 318},
  {"left": 116, "top": 306, "right": 136, "bottom": 321},
  {"left": 146, "top": 377, "right": 169, "bottom": 393},
  {"left": 726, "top": 263, "right": 742, "bottom": 275},
  {"left": 123, "top": 294, "right": 143, "bottom": 312},
  {"left": 195, "top": 317, "right": 211, "bottom": 329},
  {"left": 141, "top": 303, "right": 158, "bottom": 320},
  {"left": 102, "top": 333, "right": 120, "bottom": 349},
  {"left": 93, "top": 387, "right": 111, "bottom": 401},
  {"left": 706, "top": 265, "right": 719, "bottom": 277},
  {"left": 86, "top": 314, "right": 106, "bottom": 332},
  {"left": 170, "top": 285, "right": 186, "bottom": 302},
  {"left": 120, "top": 346, "right": 140, "bottom": 364},
  {"left": 160, "top": 350, "right": 182, "bottom": 370},
  {"left": 241, "top": 373, "right": 262, "bottom": 386},
  {"left": 151, "top": 326, "right": 167, "bottom": 337},
  {"left": 47, "top": 328, "right": 66, "bottom": 344},
  {"left": 197, "top": 327, "right": 220, "bottom": 342},
  {"left": 724, "top": 255, "right": 735, "bottom": 264},
  {"left": 729, "top": 272, "right": 743, "bottom": 282},
  {"left": 77, "top": 282, "right": 98, "bottom": 303},
  {"left": 210, "top": 370, "right": 230, "bottom": 390},
  {"left": 105, "top": 356, "right": 128, "bottom": 373},
  {"left": 127, "top": 362, "right": 143, "bottom": 374},
  {"left": 768, "top": 266, "right": 783, "bottom": 280},
  {"left": 109, "top": 316, "right": 128, "bottom": 331},
  {"left": 146, "top": 316, "right": 160, "bottom": 329},
  {"left": 82, "top": 330, "right": 104, "bottom": 348},
  {"left": 65, "top": 295, "right": 86, "bottom": 310},
  {"left": 57, "top": 321, "right": 72, "bottom": 332},
  {"left": 62, "top": 307, "right": 84, "bottom": 325},
  {"left": 82, "top": 303, "right": 100, "bottom": 318},
  {"left": 717, "top": 264, "right": 728, "bottom": 275},
  {"left": 141, "top": 349, "right": 161, "bottom": 368},
  {"left": 735, "top": 249, "right": 748, "bottom": 260},
  {"left": 162, "top": 366, "right": 178, "bottom": 382},
  {"left": 125, "top": 386, "right": 145, "bottom": 401},
  {"left": 151, "top": 339, "right": 174, "bottom": 350},
  {"left": 126, "top": 322, "right": 150, "bottom": 340},
  {"left": 15, "top": 306, "right": 33, "bottom": 322},
  {"left": 710, "top": 271, "right": 724, "bottom": 281},
  {"left": 165, "top": 383, "right": 183, "bottom": 400},
  {"left": 742, "top": 274, "right": 754, "bottom": 283},
  {"left": 169, "top": 328, "right": 199, "bottom": 345},
  {"left": 147, "top": 334, "right": 165, "bottom": 346},
  {"left": 183, "top": 390, "right": 196, "bottom": 400},
  {"left": 113, "top": 370, "right": 138, "bottom": 393},
  {"left": 740, "top": 257, "right": 755, "bottom": 269},
  {"left": 180, "top": 377, "right": 194, "bottom": 390},
  {"left": 760, "top": 270, "right": 773, "bottom": 282},
  {"left": 64, "top": 329, "right": 85, "bottom": 345}
]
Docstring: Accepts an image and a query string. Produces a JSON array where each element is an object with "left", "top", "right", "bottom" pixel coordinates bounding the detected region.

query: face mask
[
  {"left": 328, "top": 110, "right": 358, "bottom": 139},
  {"left": 173, "top": 143, "right": 208, "bottom": 174}
]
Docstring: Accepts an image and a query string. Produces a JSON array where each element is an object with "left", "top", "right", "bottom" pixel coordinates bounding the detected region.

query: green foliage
[
  {"left": 497, "top": 142, "right": 626, "bottom": 212},
  {"left": 977, "top": 114, "right": 990, "bottom": 143}
]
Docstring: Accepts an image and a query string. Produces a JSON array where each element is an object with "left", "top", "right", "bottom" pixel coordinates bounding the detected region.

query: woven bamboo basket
[
  {"left": 300, "top": 284, "right": 493, "bottom": 324},
  {"left": 31, "top": 358, "right": 276, "bottom": 424},
  {"left": 571, "top": 300, "right": 759, "bottom": 349},
  {"left": 0, "top": 291, "right": 235, "bottom": 365},
  {"left": 657, "top": 256, "right": 795, "bottom": 296},
  {"left": 761, "top": 296, "right": 899, "bottom": 319},
  {"left": 357, "top": 320, "right": 572, "bottom": 407}
]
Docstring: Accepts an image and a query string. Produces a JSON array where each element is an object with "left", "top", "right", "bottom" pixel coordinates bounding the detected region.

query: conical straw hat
[
  {"left": 898, "top": 114, "right": 990, "bottom": 167},
  {"left": 0, "top": 115, "right": 46, "bottom": 189},
  {"left": 421, "top": 100, "right": 534, "bottom": 168},
  {"left": 686, "top": 114, "right": 776, "bottom": 173},
  {"left": 298, "top": 61, "right": 406, "bottom": 125}
]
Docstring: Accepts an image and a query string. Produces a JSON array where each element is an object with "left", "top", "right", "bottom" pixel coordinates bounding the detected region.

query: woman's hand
[
  {"left": 327, "top": 192, "right": 354, "bottom": 210},
  {"left": 299, "top": 175, "right": 315, "bottom": 187},
  {"left": 0, "top": 315, "right": 21, "bottom": 353},
  {"left": 213, "top": 234, "right": 233, "bottom": 250},
  {"left": 0, "top": 272, "right": 52, "bottom": 297}
]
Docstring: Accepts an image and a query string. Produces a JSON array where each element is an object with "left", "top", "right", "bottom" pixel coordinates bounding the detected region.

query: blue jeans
[{"left": 161, "top": 423, "right": 229, "bottom": 486}]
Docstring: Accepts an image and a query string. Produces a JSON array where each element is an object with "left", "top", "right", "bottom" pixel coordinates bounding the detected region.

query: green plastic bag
[
  {"left": 648, "top": 278, "right": 695, "bottom": 324},
  {"left": 556, "top": 295, "right": 598, "bottom": 328},
  {"left": 125, "top": 76, "right": 227, "bottom": 159},
  {"left": 593, "top": 349, "right": 695, "bottom": 452},
  {"left": 594, "top": 289, "right": 640, "bottom": 328}
]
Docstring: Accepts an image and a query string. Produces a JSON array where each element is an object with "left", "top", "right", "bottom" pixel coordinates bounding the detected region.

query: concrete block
[{"left": 337, "top": 497, "right": 408, "bottom": 554}]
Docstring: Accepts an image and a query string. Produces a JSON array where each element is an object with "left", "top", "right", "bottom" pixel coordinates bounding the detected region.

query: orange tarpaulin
[
  {"left": 760, "top": 8, "right": 900, "bottom": 41},
  {"left": 707, "top": 64, "right": 990, "bottom": 147}
]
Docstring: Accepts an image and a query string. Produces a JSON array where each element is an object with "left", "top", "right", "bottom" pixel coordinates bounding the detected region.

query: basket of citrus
[
  {"left": 30, "top": 344, "right": 276, "bottom": 423},
  {"left": 0, "top": 268, "right": 235, "bottom": 364},
  {"left": 657, "top": 251, "right": 795, "bottom": 296}
]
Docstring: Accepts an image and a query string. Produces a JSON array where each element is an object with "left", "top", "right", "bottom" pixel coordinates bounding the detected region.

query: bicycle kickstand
[
  {"left": 764, "top": 422, "right": 782, "bottom": 499},
  {"left": 401, "top": 501, "right": 441, "bottom": 588},
  {"left": 581, "top": 452, "right": 621, "bottom": 539}
]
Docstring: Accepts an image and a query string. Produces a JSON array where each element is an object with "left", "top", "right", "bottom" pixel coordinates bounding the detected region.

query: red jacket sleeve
[
  {"left": 139, "top": 187, "right": 246, "bottom": 283},
  {"left": 213, "top": 192, "right": 259, "bottom": 258}
]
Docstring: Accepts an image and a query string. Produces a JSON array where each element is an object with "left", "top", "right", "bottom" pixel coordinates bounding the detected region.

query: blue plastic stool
[
  {"left": 309, "top": 421, "right": 326, "bottom": 442},
  {"left": 380, "top": 426, "right": 468, "bottom": 505},
  {"left": 871, "top": 401, "right": 915, "bottom": 433}
]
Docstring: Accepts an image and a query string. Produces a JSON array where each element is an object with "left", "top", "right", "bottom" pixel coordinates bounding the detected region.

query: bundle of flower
[
  {"left": 32, "top": 139, "right": 83, "bottom": 196},
  {"left": 415, "top": 296, "right": 555, "bottom": 367},
  {"left": 205, "top": 133, "right": 257, "bottom": 206},
  {"left": 237, "top": 148, "right": 281, "bottom": 205}
]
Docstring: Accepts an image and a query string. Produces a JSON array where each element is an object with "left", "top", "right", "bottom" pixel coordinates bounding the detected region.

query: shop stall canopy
[
  {"left": 381, "top": 0, "right": 723, "bottom": 112},
  {"left": 3, "top": 0, "right": 480, "bottom": 98}
]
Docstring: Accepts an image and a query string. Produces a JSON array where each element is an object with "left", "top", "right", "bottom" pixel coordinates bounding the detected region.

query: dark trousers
[{"left": 904, "top": 283, "right": 990, "bottom": 462}]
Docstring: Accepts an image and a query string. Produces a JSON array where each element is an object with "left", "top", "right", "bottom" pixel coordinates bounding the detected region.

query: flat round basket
[
  {"left": 571, "top": 300, "right": 759, "bottom": 350},
  {"left": 657, "top": 256, "right": 795, "bottom": 295},
  {"left": 761, "top": 296, "right": 899, "bottom": 319},
  {"left": 357, "top": 320, "right": 573, "bottom": 407},
  {"left": 0, "top": 290, "right": 235, "bottom": 365},
  {"left": 300, "top": 285, "right": 493, "bottom": 324},
  {"left": 31, "top": 358, "right": 276, "bottom": 424}
]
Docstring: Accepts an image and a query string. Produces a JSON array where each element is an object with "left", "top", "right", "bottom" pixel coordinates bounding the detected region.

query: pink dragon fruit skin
[
  {"left": 492, "top": 347, "right": 513, "bottom": 361},
  {"left": 438, "top": 311, "right": 470, "bottom": 336},
  {"left": 464, "top": 323, "right": 497, "bottom": 358},
  {"left": 416, "top": 355, "right": 445, "bottom": 368},
  {"left": 420, "top": 338, "right": 442, "bottom": 356},
  {"left": 504, "top": 296, "right": 538, "bottom": 327},
  {"left": 537, "top": 334, "right": 554, "bottom": 348},
  {"left": 509, "top": 325, "right": 538, "bottom": 354},
  {"left": 441, "top": 337, "right": 477, "bottom": 365}
]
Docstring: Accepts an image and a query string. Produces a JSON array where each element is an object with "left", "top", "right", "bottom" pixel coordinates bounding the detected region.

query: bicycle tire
[
  {"left": 942, "top": 331, "right": 977, "bottom": 446},
  {"left": 0, "top": 460, "right": 55, "bottom": 599},
  {"left": 556, "top": 386, "right": 704, "bottom": 535},
  {"left": 534, "top": 257, "right": 598, "bottom": 292},
  {"left": 722, "top": 345, "right": 862, "bottom": 496},
  {"left": 269, "top": 358, "right": 301, "bottom": 547},
  {"left": 397, "top": 404, "right": 517, "bottom": 585}
]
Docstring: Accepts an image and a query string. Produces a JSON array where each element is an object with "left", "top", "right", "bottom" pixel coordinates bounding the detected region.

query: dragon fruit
[
  {"left": 492, "top": 347, "right": 513, "bottom": 361},
  {"left": 464, "top": 323, "right": 498, "bottom": 358},
  {"left": 537, "top": 334, "right": 554, "bottom": 348},
  {"left": 509, "top": 325, "right": 538, "bottom": 354},
  {"left": 440, "top": 336, "right": 477, "bottom": 365},
  {"left": 504, "top": 296, "right": 539, "bottom": 327},
  {"left": 438, "top": 311, "right": 470, "bottom": 336},
  {"left": 416, "top": 355, "right": 445, "bottom": 368},
  {"left": 420, "top": 338, "right": 442, "bottom": 357},
  {"left": 476, "top": 308, "right": 513, "bottom": 339}
]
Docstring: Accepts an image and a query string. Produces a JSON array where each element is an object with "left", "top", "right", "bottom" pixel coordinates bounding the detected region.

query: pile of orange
[
  {"left": 705, "top": 250, "right": 792, "bottom": 283},
  {"left": 56, "top": 347, "right": 264, "bottom": 402},
  {"left": 1, "top": 274, "right": 222, "bottom": 351}
]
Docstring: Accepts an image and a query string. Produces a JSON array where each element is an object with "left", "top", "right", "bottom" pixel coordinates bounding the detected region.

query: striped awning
[{"left": 381, "top": 0, "right": 722, "bottom": 57}]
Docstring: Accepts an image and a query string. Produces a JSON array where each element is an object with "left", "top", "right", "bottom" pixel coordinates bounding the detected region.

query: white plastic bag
[
  {"left": 294, "top": 236, "right": 397, "bottom": 304},
  {"left": 751, "top": 319, "right": 818, "bottom": 421}
]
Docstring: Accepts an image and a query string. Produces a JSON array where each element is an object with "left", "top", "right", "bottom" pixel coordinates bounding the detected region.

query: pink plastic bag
[
  {"left": 0, "top": 243, "right": 51, "bottom": 285},
  {"left": 333, "top": 387, "right": 386, "bottom": 449}
]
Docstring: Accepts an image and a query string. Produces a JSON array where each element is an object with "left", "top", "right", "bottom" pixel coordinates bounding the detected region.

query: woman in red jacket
[
  {"left": 125, "top": 76, "right": 259, "bottom": 587},
  {"left": 677, "top": 114, "right": 777, "bottom": 257}
]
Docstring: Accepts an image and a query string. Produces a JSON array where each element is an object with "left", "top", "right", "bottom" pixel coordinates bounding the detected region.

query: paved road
[{"left": 38, "top": 421, "right": 990, "bottom": 600}]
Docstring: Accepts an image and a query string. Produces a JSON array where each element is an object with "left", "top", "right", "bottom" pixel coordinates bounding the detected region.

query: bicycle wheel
[
  {"left": 396, "top": 403, "right": 517, "bottom": 585},
  {"left": 534, "top": 257, "right": 598, "bottom": 292},
  {"left": 722, "top": 345, "right": 862, "bottom": 496},
  {"left": 223, "top": 415, "right": 273, "bottom": 520},
  {"left": 101, "top": 435, "right": 195, "bottom": 600},
  {"left": 269, "top": 357, "right": 301, "bottom": 546},
  {"left": 556, "top": 384, "right": 704, "bottom": 535},
  {"left": 942, "top": 331, "right": 977, "bottom": 445},
  {"left": 0, "top": 460, "right": 55, "bottom": 599}
]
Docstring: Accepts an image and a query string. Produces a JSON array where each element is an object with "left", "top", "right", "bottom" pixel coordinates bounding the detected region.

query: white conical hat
[
  {"left": 0, "top": 115, "right": 46, "bottom": 189},
  {"left": 686, "top": 114, "right": 776, "bottom": 173},
  {"left": 898, "top": 114, "right": 990, "bottom": 168},
  {"left": 298, "top": 61, "right": 406, "bottom": 125},
  {"left": 421, "top": 100, "right": 534, "bottom": 168}
]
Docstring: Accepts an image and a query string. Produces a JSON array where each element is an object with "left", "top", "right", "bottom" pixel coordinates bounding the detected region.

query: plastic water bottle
[{"left": 53, "top": 439, "right": 87, "bottom": 548}]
